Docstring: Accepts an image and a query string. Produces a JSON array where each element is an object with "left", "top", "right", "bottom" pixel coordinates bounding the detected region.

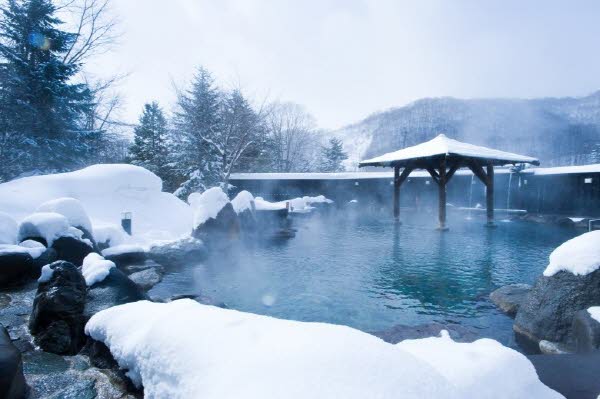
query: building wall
[{"left": 230, "top": 171, "right": 600, "bottom": 216}]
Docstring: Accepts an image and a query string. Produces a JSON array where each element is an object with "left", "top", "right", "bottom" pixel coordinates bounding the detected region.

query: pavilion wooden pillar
[
  {"left": 486, "top": 163, "right": 495, "bottom": 227},
  {"left": 438, "top": 158, "right": 448, "bottom": 230},
  {"left": 393, "top": 166, "right": 400, "bottom": 221}
]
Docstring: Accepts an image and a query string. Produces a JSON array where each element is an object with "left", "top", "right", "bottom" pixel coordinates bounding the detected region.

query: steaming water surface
[{"left": 150, "top": 213, "right": 577, "bottom": 348}]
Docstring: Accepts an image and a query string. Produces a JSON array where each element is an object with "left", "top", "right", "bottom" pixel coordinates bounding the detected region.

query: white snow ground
[
  {"left": 85, "top": 300, "right": 562, "bottom": 399},
  {"left": 543, "top": 230, "right": 600, "bottom": 276},
  {"left": 0, "top": 164, "right": 193, "bottom": 243}
]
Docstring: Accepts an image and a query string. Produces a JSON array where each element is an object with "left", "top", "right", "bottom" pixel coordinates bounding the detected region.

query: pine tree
[
  {"left": 0, "top": 0, "right": 94, "bottom": 180},
  {"left": 318, "top": 138, "right": 348, "bottom": 172},
  {"left": 171, "top": 67, "right": 222, "bottom": 197},
  {"left": 129, "top": 102, "right": 169, "bottom": 177}
]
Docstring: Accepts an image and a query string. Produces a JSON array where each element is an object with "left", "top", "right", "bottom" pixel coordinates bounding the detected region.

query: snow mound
[
  {"left": 254, "top": 195, "right": 333, "bottom": 213},
  {"left": 85, "top": 300, "right": 561, "bottom": 399},
  {"left": 188, "top": 187, "right": 230, "bottom": 227},
  {"left": 82, "top": 253, "right": 115, "bottom": 286},
  {"left": 38, "top": 264, "right": 54, "bottom": 283},
  {"left": 0, "top": 164, "right": 193, "bottom": 242},
  {"left": 588, "top": 307, "right": 600, "bottom": 324},
  {"left": 101, "top": 244, "right": 145, "bottom": 257},
  {"left": 231, "top": 190, "right": 255, "bottom": 213},
  {"left": 543, "top": 230, "right": 600, "bottom": 276},
  {"left": 17, "top": 212, "right": 82, "bottom": 246},
  {"left": 397, "top": 331, "right": 562, "bottom": 398},
  {"left": 0, "top": 243, "right": 45, "bottom": 259},
  {"left": 93, "top": 223, "right": 129, "bottom": 248},
  {"left": 36, "top": 197, "right": 93, "bottom": 233},
  {"left": 0, "top": 212, "right": 18, "bottom": 245}
]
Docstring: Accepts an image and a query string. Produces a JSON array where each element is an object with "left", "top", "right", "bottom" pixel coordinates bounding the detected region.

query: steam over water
[{"left": 150, "top": 212, "right": 577, "bottom": 348}]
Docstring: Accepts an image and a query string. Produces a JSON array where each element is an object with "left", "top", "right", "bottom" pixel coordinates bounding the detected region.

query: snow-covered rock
[
  {"left": 82, "top": 253, "right": 115, "bottom": 287},
  {"left": 38, "top": 264, "right": 54, "bottom": 283},
  {"left": 231, "top": 190, "right": 255, "bottom": 214},
  {"left": 36, "top": 197, "right": 93, "bottom": 235},
  {"left": 0, "top": 212, "right": 17, "bottom": 245},
  {"left": 17, "top": 212, "right": 74, "bottom": 246},
  {"left": 571, "top": 308, "right": 600, "bottom": 353},
  {"left": 0, "top": 164, "right": 193, "bottom": 243},
  {"left": 85, "top": 300, "right": 561, "bottom": 399},
  {"left": 93, "top": 223, "right": 128, "bottom": 249},
  {"left": 254, "top": 195, "right": 333, "bottom": 213},
  {"left": 0, "top": 249, "right": 34, "bottom": 287},
  {"left": 543, "top": 230, "right": 600, "bottom": 277},
  {"left": 188, "top": 187, "right": 230, "bottom": 227}
]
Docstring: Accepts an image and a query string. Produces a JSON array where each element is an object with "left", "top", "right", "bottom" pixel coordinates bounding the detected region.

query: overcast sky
[{"left": 89, "top": 0, "right": 600, "bottom": 130}]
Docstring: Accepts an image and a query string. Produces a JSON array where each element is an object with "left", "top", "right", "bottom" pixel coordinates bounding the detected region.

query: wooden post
[
  {"left": 438, "top": 158, "right": 448, "bottom": 230},
  {"left": 486, "top": 163, "right": 495, "bottom": 227},
  {"left": 393, "top": 165, "right": 400, "bottom": 221}
]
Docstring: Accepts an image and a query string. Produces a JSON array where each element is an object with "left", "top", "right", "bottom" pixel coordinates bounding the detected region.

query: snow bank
[
  {"left": 0, "top": 243, "right": 45, "bottom": 259},
  {"left": 0, "top": 212, "right": 17, "bottom": 244},
  {"left": 254, "top": 195, "right": 333, "bottom": 213},
  {"left": 397, "top": 331, "right": 561, "bottom": 398},
  {"left": 588, "top": 307, "right": 600, "bottom": 324},
  {"left": 38, "top": 264, "right": 54, "bottom": 283},
  {"left": 93, "top": 223, "right": 129, "bottom": 247},
  {"left": 85, "top": 300, "right": 560, "bottom": 399},
  {"left": 82, "top": 253, "right": 115, "bottom": 286},
  {"left": 36, "top": 197, "right": 93, "bottom": 233},
  {"left": 543, "top": 230, "right": 600, "bottom": 277},
  {"left": 0, "top": 164, "right": 193, "bottom": 242},
  {"left": 231, "top": 190, "right": 255, "bottom": 213},
  {"left": 101, "top": 244, "right": 145, "bottom": 257},
  {"left": 188, "top": 187, "right": 230, "bottom": 227},
  {"left": 17, "top": 212, "right": 82, "bottom": 246}
]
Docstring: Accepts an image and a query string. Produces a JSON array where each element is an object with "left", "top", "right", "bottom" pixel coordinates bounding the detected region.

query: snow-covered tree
[
  {"left": 129, "top": 102, "right": 169, "bottom": 177},
  {"left": 318, "top": 137, "right": 347, "bottom": 172}
]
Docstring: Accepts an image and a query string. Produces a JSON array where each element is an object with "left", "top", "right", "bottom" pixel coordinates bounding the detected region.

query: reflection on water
[{"left": 149, "top": 212, "right": 576, "bottom": 348}]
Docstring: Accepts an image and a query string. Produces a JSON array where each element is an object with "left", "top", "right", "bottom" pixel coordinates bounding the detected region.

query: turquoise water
[{"left": 150, "top": 212, "right": 577, "bottom": 348}]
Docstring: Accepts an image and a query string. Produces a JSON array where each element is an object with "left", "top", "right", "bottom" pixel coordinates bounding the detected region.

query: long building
[{"left": 230, "top": 164, "right": 600, "bottom": 217}]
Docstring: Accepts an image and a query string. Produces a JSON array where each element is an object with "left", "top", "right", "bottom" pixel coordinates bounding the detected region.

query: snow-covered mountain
[{"left": 334, "top": 92, "right": 600, "bottom": 170}]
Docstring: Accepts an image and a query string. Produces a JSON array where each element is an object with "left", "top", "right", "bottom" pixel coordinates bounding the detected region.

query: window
[{"left": 584, "top": 177, "right": 593, "bottom": 184}]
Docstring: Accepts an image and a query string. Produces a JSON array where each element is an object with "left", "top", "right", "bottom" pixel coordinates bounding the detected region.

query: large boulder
[
  {"left": 0, "top": 325, "right": 26, "bottom": 399},
  {"left": 514, "top": 269, "right": 600, "bottom": 347},
  {"left": 371, "top": 322, "right": 479, "bottom": 344},
  {"left": 102, "top": 245, "right": 146, "bottom": 268},
  {"left": 29, "top": 261, "right": 88, "bottom": 355},
  {"left": 0, "top": 250, "right": 34, "bottom": 288},
  {"left": 35, "top": 197, "right": 97, "bottom": 250},
  {"left": 489, "top": 283, "right": 531, "bottom": 317},
  {"left": 192, "top": 202, "right": 240, "bottom": 246},
  {"left": 51, "top": 236, "right": 94, "bottom": 266},
  {"left": 128, "top": 267, "right": 163, "bottom": 291},
  {"left": 83, "top": 267, "right": 147, "bottom": 320},
  {"left": 572, "top": 308, "right": 600, "bottom": 353},
  {"left": 148, "top": 237, "right": 207, "bottom": 268}
]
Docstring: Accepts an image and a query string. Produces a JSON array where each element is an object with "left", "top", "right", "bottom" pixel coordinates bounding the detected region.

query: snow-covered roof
[
  {"left": 532, "top": 164, "right": 600, "bottom": 176},
  {"left": 359, "top": 134, "right": 539, "bottom": 167}
]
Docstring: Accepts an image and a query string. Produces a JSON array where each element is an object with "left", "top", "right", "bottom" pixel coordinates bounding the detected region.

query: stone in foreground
[
  {"left": 489, "top": 283, "right": 531, "bottom": 317},
  {"left": 0, "top": 325, "right": 27, "bottom": 399}
]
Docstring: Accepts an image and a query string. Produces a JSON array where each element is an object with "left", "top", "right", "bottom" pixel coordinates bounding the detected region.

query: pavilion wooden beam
[
  {"left": 393, "top": 165, "right": 413, "bottom": 222},
  {"left": 486, "top": 162, "right": 495, "bottom": 227},
  {"left": 437, "top": 158, "right": 448, "bottom": 230}
]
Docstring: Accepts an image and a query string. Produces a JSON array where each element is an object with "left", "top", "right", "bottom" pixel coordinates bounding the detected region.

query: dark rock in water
[
  {"left": 82, "top": 339, "right": 118, "bottom": 370},
  {"left": 238, "top": 208, "right": 257, "bottom": 233},
  {"left": 528, "top": 352, "right": 600, "bottom": 399},
  {"left": 29, "top": 261, "right": 87, "bottom": 355},
  {"left": 84, "top": 267, "right": 147, "bottom": 320},
  {"left": 51, "top": 236, "right": 94, "bottom": 266},
  {"left": 121, "top": 259, "right": 164, "bottom": 275},
  {"left": 489, "top": 283, "right": 531, "bottom": 317},
  {"left": 128, "top": 267, "right": 163, "bottom": 291},
  {"left": 104, "top": 248, "right": 147, "bottom": 268},
  {"left": 31, "top": 248, "right": 58, "bottom": 277},
  {"left": 0, "top": 324, "right": 27, "bottom": 399},
  {"left": 573, "top": 309, "right": 600, "bottom": 353},
  {"left": 148, "top": 237, "right": 207, "bottom": 268},
  {"left": 192, "top": 203, "right": 240, "bottom": 247},
  {"left": 47, "top": 378, "right": 96, "bottom": 399},
  {"left": 0, "top": 251, "right": 34, "bottom": 287},
  {"left": 514, "top": 269, "right": 600, "bottom": 347},
  {"left": 371, "top": 322, "right": 479, "bottom": 344}
]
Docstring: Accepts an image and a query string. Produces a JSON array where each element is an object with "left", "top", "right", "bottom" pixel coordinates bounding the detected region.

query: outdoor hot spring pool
[{"left": 149, "top": 213, "right": 578, "bottom": 348}]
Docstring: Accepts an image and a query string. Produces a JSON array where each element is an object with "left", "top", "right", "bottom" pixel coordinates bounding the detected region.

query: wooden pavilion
[{"left": 359, "top": 134, "right": 540, "bottom": 229}]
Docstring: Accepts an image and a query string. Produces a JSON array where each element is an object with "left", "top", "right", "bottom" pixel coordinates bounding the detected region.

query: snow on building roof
[
  {"left": 531, "top": 164, "right": 600, "bottom": 176},
  {"left": 359, "top": 134, "right": 540, "bottom": 167}
]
